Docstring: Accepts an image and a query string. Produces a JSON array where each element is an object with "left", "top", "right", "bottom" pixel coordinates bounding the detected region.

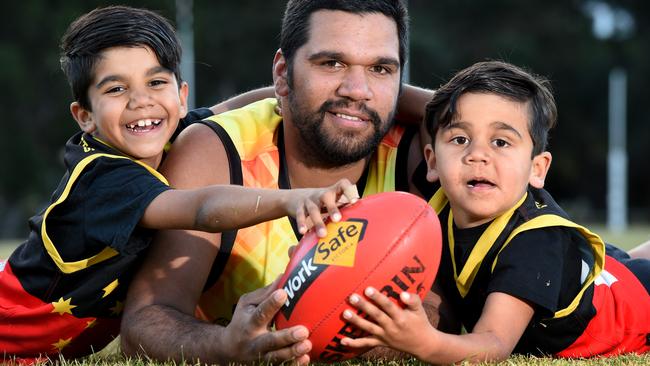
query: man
[{"left": 121, "top": 1, "right": 437, "bottom": 364}]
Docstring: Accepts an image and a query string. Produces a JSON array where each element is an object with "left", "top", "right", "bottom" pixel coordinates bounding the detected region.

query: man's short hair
[{"left": 280, "top": 0, "right": 409, "bottom": 84}]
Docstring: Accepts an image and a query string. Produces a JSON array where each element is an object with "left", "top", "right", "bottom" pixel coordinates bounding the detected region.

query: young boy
[
  {"left": 339, "top": 61, "right": 650, "bottom": 363},
  {"left": 0, "top": 6, "right": 357, "bottom": 362}
]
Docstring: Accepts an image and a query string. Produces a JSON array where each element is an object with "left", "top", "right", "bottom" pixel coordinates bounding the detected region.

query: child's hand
[
  {"left": 290, "top": 179, "right": 359, "bottom": 237},
  {"left": 340, "top": 286, "right": 435, "bottom": 359}
]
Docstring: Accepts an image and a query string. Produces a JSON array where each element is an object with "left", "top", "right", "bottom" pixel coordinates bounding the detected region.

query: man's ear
[
  {"left": 529, "top": 151, "right": 552, "bottom": 188},
  {"left": 178, "top": 81, "right": 189, "bottom": 118},
  {"left": 423, "top": 143, "right": 439, "bottom": 183},
  {"left": 272, "top": 49, "right": 290, "bottom": 97},
  {"left": 70, "top": 102, "right": 96, "bottom": 133}
]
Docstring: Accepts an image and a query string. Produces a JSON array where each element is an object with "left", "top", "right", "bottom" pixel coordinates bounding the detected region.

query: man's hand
[{"left": 223, "top": 282, "right": 312, "bottom": 364}]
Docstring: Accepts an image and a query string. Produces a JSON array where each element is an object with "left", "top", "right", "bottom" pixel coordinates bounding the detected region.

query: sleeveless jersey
[
  {"left": 196, "top": 98, "right": 409, "bottom": 323},
  {"left": 429, "top": 187, "right": 650, "bottom": 357}
]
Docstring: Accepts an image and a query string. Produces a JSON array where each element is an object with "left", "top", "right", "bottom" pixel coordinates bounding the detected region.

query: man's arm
[
  {"left": 209, "top": 87, "right": 276, "bottom": 115},
  {"left": 121, "top": 123, "right": 311, "bottom": 364},
  {"left": 394, "top": 84, "right": 435, "bottom": 124},
  {"left": 629, "top": 240, "right": 650, "bottom": 259}
]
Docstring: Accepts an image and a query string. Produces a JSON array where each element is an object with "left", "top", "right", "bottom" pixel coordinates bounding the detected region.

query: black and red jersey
[
  {"left": 1, "top": 132, "right": 170, "bottom": 361},
  {"left": 430, "top": 187, "right": 650, "bottom": 357}
]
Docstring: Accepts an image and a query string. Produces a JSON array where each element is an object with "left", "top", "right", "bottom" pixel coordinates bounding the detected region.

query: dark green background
[{"left": 1, "top": 0, "right": 648, "bottom": 238}]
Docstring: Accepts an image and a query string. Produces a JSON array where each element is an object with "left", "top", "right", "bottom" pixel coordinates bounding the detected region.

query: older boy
[
  {"left": 340, "top": 61, "right": 650, "bottom": 363},
  {"left": 0, "top": 6, "right": 357, "bottom": 362}
]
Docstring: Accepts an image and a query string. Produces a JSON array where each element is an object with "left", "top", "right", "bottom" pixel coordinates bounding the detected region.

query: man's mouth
[
  {"left": 125, "top": 119, "right": 162, "bottom": 132},
  {"left": 334, "top": 112, "right": 364, "bottom": 122}
]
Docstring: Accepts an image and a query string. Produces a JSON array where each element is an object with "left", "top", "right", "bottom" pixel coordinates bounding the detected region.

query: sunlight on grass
[{"left": 586, "top": 224, "right": 650, "bottom": 251}]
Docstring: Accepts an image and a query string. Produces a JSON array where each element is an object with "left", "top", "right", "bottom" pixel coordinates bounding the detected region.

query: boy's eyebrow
[
  {"left": 491, "top": 121, "right": 523, "bottom": 139},
  {"left": 95, "top": 75, "right": 123, "bottom": 89},
  {"left": 95, "top": 66, "right": 172, "bottom": 89},
  {"left": 445, "top": 121, "right": 524, "bottom": 139},
  {"left": 445, "top": 121, "right": 470, "bottom": 130},
  {"left": 307, "top": 51, "right": 400, "bottom": 68},
  {"left": 146, "top": 65, "right": 172, "bottom": 76}
]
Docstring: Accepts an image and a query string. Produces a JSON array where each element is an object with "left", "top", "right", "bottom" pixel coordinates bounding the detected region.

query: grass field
[
  {"left": 2, "top": 225, "right": 649, "bottom": 365},
  {"left": 16, "top": 352, "right": 650, "bottom": 365}
]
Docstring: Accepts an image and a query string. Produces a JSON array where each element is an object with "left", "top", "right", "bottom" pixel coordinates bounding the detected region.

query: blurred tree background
[{"left": 0, "top": 0, "right": 648, "bottom": 238}]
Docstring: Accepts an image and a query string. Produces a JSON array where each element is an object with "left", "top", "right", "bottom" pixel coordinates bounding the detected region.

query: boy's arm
[
  {"left": 121, "top": 123, "right": 311, "bottom": 364},
  {"left": 342, "top": 289, "right": 533, "bottom": 364},
  {"left": 139, "top": 180, "right": 358, "bottom": 237}
]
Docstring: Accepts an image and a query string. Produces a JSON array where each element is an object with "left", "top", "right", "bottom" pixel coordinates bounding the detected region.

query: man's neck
[
  {"left": 282, "top": 123, "right": 369, "bottom": 189},
  {"left": 284, "top": 151, "right": 368, "bottom": 189}
]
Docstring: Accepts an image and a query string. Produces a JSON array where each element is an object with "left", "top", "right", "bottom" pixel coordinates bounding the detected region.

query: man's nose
[{"left": 337, "top": 66, "right": 373, "bottom": 101}]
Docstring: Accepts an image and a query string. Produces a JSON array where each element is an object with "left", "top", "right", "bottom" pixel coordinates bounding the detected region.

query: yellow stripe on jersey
[{"left": 41, "top": 152, "right": 168, "bottom": 274}]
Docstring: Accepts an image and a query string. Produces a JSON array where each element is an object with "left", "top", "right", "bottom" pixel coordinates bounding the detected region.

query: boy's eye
[
  {"left": 493, "top": 139, "right": 510, "bottom": 148},
  {"left": 149, "top": 79, "right": 168, "bottom": 87},
  {"left": 105, "top": 86, "right": 125, "bottom": 94},
  {"left": 451, "top": 136, "right": 469, "bottom": 145}
]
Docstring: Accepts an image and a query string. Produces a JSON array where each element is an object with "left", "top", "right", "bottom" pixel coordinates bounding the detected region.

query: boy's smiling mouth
[{"left": 125, "top": 118, "right": 162, "bottom": 132}]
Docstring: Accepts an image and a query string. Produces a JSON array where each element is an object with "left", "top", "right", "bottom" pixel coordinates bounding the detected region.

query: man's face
[{"left": 284, "top": 10, "right": 401, "bottom": 168}]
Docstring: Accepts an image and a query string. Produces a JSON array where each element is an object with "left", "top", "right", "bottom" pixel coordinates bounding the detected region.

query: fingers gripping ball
[{"left": 274, "top": 192, "right": 442, "bottom": 362}]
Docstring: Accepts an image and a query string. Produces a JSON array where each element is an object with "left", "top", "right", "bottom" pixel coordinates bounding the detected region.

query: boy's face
[
  {"left": 425, "top": 92, "right": 551, "bottom": 228},
  {"left": 70, "top": 46, "right": 188, "bottom": 168}
]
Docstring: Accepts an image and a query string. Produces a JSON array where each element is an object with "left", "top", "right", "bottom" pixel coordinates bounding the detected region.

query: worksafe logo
[
  {"left": 314, "top": 219, "right": 367, "bottom": 267},
  {"left": 280, "top": 218, "right": 367, "bottom": 318}
]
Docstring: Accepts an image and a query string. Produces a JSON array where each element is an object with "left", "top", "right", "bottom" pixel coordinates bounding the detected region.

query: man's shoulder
[{"left": 199, "top": 99, "right": 283, "bottom": 159}]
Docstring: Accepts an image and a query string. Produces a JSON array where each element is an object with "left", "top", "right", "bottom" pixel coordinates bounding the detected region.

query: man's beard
[{"left": 287, "top": 94, "right": 395, "bottom": 169}]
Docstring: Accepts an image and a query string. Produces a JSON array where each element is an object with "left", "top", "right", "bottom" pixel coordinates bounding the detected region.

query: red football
[{"left": 274, "top": 191, "right": 442, "bottom": 362}]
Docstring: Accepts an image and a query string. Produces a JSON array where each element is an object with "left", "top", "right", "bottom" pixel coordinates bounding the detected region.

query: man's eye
[
  {"left": 371, "top": 65, "right": 391, "bottom": 75},
  {"left": 322, "top": 60, "right": 343, "bottom": 68}
]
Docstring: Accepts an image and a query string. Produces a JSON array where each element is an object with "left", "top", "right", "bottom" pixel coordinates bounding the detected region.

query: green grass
[
  {"left": 586, "top": 224, "right": 650, "bottom": 251},
  {"left": 2, "top": 226, "right": 650, "bottom": 365},
  {"left": 0, "top": 239, "right": 20, "bottom": 258},
  {"left": 17, "top": 352, "right": 650, "bottom": 366}
]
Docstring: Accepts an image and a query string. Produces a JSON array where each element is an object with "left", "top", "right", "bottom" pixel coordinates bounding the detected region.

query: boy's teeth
[
  {"left": 128, "top": 119, "right": 161, "bottom": 128},
  {"left": 336, "top": 113, "right": 361, "bottom": 121}
]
